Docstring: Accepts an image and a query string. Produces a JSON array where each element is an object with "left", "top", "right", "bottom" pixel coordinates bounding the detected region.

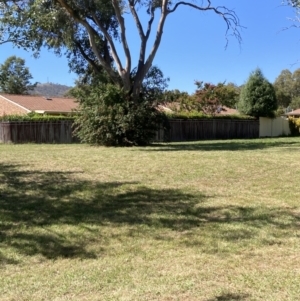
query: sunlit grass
[{"left": 0, "top": 137, "right": 300, "bottom": 300}]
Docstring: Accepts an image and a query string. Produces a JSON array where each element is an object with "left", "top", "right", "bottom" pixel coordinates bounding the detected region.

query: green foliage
[
  {"left": 162, "top": 89, "right": 190, "bottom": 103},
  {"left": 73, "top": 83, "right": 169, "bottom": 146},
  {"left": 0, "top": 56, "right": 37, "bottom": 94},
  {"left": 273, "top": 68, "right": 300, "bottom": 109},
  {"left": 194, "top": 81, "right": 221, "bottom": 115},
  {"left": 288, "top": 117, "right": 300, "bottom": 136},
  {"left": 162, "top": 90, "right": 199, "bottom": 113},
  {"left": 194, "top": 81, "right": 239, "bottom": 114},
  {"left": 239, "top": 68, "right": 277, "bottom": 118},
  {"left": 289, "top": 96, "right": 300, "bottom": 110},
  {"left": 131, "top": 65, "right": 169, "bottom": 101},
  {"left": 162, "top": 83, "right": 239, "bottom": 116},
  {"left": 274, "top": 106, "right": 286, "bottom": 117},
  {"left": 0, "top": 112, "right": 75, "bottom": 122},
  {"left": 220, "top": 82, "right": 240, "bottom": 108},
  {"left": 166, "top": 111, "right": 254, "bottom": 120},
  {"left": 274, "top": 69, "right": 293, "bottom": 108}
]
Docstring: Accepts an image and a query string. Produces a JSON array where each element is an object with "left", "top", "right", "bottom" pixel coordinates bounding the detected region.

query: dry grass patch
[{"left": 0, "top": 137, "right": 300, "bottom": 300}]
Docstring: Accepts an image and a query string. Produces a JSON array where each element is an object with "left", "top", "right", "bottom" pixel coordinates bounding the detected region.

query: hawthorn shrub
[{"left": 73, "top": 83, "right": 169, "bottom": 146}]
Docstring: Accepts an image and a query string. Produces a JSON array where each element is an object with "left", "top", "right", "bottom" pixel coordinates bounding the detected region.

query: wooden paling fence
[
  {"left": 0, "top": 121, "right": 76, "bottom": 143},
  {"left": 155, "top": 119, "right": 259, "bottom": 142},
  {"left": 0, "top": 119, "right": 259, "bottom": 144}
]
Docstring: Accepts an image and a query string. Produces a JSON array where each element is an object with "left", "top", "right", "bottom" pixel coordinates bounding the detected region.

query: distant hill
[{"left": 32, "top": 83, "right": 73, "bottom": 97}]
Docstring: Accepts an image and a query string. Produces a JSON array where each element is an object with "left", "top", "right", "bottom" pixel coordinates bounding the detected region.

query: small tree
[
  {"left": 194, "top": 81, "right": 221, "bottom": 115},
  {"left": 193, "top": 81, "right": 239, "bottom": 115},
  {"left": 238, "top": 68, "right": 277, "bottom": 118},
  {"left": 0, "top": 56, "right": 37, "bottom": 94},
  {"left": 219, "top": 82, "right": 240, "bottom": 108}
]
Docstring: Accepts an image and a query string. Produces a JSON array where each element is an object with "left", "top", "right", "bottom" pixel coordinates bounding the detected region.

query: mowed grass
[{"left": 0, "top": 137, "right": 300, "bottom": 301}]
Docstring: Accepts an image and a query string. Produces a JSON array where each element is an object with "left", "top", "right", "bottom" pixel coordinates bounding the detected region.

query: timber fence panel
[
  {"left": 156, "top": 119, "right": 259, "bottom": 142},
  {"left": 0, "top": 121, "right": 75, "bottom": 143},
  {"left": 0, "top": 122, "right": 12, "bottom": 143}
]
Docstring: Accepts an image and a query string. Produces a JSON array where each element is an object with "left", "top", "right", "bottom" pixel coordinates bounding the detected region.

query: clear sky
[{"left": 0, "top": 0, "right": 299, "bottom": 94}]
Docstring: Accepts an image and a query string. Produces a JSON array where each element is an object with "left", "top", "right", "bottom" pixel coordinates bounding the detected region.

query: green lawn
[{"left": 0, "top": 137, "right": 300, "bottom": 301}]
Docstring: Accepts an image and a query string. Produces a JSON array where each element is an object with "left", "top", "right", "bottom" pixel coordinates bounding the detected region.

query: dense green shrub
[{"left": 73, "top": 84, "right": 169, "bottom": 146}]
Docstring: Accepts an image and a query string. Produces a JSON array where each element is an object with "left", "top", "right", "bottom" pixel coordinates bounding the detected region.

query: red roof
[
  {"left": 217, "top": 106, "right": 239, "bottom": 115},
  {"left": 0, "top": 94, "right": 78, "bottom": 114},
  {"left": 285, "top": 109, "right": 300, "bottom": 116}
]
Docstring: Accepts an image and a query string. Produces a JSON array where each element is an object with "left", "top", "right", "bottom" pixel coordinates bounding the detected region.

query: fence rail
[
  {"left": 0, "top": 121, "right": 75, "bottom": 143},
  {"left": 0, "top": 119, "right": 259, "bottom": 144},
  {"left": 155, "top": 119, "right": 259, "bottom": 142}
]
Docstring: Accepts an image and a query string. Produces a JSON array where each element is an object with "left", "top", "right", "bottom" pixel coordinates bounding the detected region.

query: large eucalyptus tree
[{"left": 0, "top": 0, "right": 242, "bottom": 99}]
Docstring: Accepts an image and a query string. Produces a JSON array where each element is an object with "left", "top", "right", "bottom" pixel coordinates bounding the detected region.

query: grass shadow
[
  {"left": 0, "top": 163, "right": 207, "bottom": 262},
  {"left": 148, "top": 138, "right": 300, "bottom": 151},
  {"left": 206, "top": 293, "right": 250, "bottom": 301},
  {"left": 1, "top": 163, "right": 299, "bottom": 262}
]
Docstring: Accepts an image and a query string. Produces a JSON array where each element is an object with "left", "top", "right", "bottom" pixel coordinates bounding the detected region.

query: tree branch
[
  {"left": 128, "top": 0, "right": 153, "bottom": 69},
  {"left": 90, "top": 12, "right": 126, "bottom": 75},
  {"left": 168, "top": 0, "right": 242, "bottom": 47},
  {"left": 74, "top": 40, "right": 102, "bottom": 74},
  {"left": 111, "top": 0, "right": 132, "bottom": 84},
  {"left": 131, "top": 0, "right": 168, "bottom": 98},
  {"left": 128, "top": 0, "right": 145, "bottom": 40},
  {"left": 143, "top": 0, "right": 168, "bottom": 76},
  {"left": 54, "top": 0, "right": 120, "bottom": 84},
  {"left": 145, "top": 5, "right": 155, "bottom": 41}
]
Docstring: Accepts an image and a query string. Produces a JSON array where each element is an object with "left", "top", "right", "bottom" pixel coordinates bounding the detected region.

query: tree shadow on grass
[
  {"left": 1, "top": 163, "right": 299, "bottom": 263},
  {"left": 0, "top": 163, "right": 205, "bottom": 229},
  {"left": 206, "top": 293, "right": 250, "bottom": 301},
  {"left": 0, "top": 163, "right": 207, "bottom": 262},
  {"left": 149, "top": 138, "right": 300, "bottom": 152}
]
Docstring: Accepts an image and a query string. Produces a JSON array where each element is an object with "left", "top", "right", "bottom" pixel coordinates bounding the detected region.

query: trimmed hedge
[
  {"left": 166, "top": 111, "right": 256, "bottom": 120},
  {"left": 0, "top": 113, "right": 75, "bottom": 122},
  {"left": 0, "top": 111, "right": 255, "bottom": 122}
]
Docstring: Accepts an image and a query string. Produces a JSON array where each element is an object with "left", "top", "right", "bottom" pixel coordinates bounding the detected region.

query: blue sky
[{"left": 0, "top": 0, "right": 299, "bottom": 93}]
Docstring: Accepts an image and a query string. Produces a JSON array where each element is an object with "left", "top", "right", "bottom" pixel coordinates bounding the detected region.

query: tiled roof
[
  {"left": 0, "top": 94, "right": 78, "bottom": 113},
  {"left": 285, "top": 109, "right": 300, "bottom": 116},
  {"left": 216, "top": 106, "right": 239, "bottom": 115}
]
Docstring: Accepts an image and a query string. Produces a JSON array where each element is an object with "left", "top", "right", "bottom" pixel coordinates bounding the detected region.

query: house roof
[
  {"left": 216, "top": 106, "right": 239, "bottom": 115},
  {"left": 0, "top": 94, "right": 78, "bottom": 114},
  {"left": 284, "top": 109, "right": 300, "bottom": 116},
  {"left": 157, "top": 103, "right": 239, "bottom": 115}
]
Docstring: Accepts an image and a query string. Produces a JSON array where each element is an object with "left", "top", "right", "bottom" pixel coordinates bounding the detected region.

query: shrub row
[
  {"left": 166, "top": 111, "right": 256, "bottom": 120},
  {"left": 0, "top": 111, "right": 256, "bottom": 123},
  {"left": 0, "top": 113, "right": 75, "bottom": 122}
]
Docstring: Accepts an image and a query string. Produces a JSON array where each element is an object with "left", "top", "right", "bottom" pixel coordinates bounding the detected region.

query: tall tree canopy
[
  {"left": 274, "top": 68, "right": 300, "bottom": 109},
  {"left": 0, "top": 0, "right": 242, "bottom": 99},
  {"left": 0, "top": 55, "right": 37, "bottom": 94},
  {"left": 273, "top": 69, "right": 293, "bottom": 108},
  {"left": 285, "top": 0, "right": 300, "bottom": 8},
  {"left": 239, "top": 68, "right": 277, "bottom": 118}
]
